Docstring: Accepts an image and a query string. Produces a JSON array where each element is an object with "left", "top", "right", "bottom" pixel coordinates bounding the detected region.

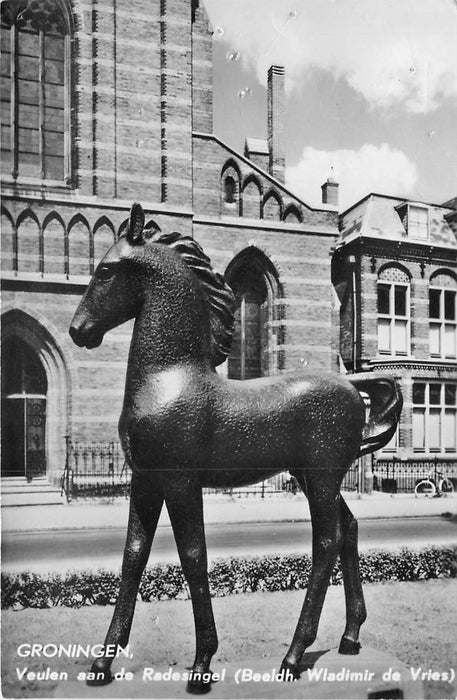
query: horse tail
[{"left": 347, "top": 373, "right": 403, "bottom": 457}]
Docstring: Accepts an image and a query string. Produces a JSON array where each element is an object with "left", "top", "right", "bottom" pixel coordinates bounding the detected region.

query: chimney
[
  {"left": 267, "top": 66, "right": 285, "bottom": 183},
  {"left": 321, "top": 177, "right": 339, "bottom": 208}
]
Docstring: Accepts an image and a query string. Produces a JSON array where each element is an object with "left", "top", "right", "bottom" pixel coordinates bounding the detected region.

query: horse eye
[{"left": 97, "top": 265, "right": 114, "bottom": 282}]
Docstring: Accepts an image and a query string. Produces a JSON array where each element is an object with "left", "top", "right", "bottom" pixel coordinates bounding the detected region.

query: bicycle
[{"left": 414, "top": 472, "right": 454, "bottom": 497}]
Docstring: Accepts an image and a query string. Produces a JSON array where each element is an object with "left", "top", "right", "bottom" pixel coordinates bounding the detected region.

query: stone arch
[
  {"left": 283, "top": 203, "right": 302, "bottom": 224},
  {"left": 1, "top": 205, "right": 15, "bottom": 272},
  {"left": 225, "top": 247, "right": 282, "bottom": 379},
  {"left": 430, "top": 269, "right": 457, "bottom": 287},
  {"left": 118, "top": 219, "right": 129, "bottom": 239},
  {"left": 1, "top": 307, "right": 73, "bottom": 482},
  {"left": 263, "top": 190, "right": 282, "bottom": 221},
  {"left": 42, "top": 211, "right": 66, "bottom": 275},
  {"left": 241, "top": 175, "right": 262, "bottom": 219},
  {"left": 68, "top": 213, "right": 91, "bottom": 276},
  {"left": 16, "top": 208, "right": 41, "bottom": 273},
  {"left": 377, "top": 262, "right": 412, "bottom": 282},
  {"left": 93, "top": 216, "right": 115, "bottom": 268},
  {"left": 144, "top": 218, "right": 161, "bottom": 232}
]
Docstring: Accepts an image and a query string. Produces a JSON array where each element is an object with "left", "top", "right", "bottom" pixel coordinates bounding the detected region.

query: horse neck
[{"left": 127, "top": 272, "right": 212, "bottom": 375}]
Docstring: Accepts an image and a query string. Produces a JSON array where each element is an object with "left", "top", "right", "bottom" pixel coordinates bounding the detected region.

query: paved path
[{"left": 1, "top": 491, "right": 456, "bottom": 534}]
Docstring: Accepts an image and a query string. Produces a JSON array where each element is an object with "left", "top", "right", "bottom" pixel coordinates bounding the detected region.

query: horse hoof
[
  {"left": 338, "top": 637, "right": 361, "bottom": 655},
  {"left": 86, "top": 668, "right": 113, "bottom": 686},
  {"left": 280, "top": 659, "right": 301, "bottom": 681},
  {"left": 186, "top": 678, "right": 212, "bottom": 695}
]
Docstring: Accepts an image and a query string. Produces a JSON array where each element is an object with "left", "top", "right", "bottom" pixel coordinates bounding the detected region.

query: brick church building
[{"left": 1, "top": 0, "right": 339, "bottom": 486}]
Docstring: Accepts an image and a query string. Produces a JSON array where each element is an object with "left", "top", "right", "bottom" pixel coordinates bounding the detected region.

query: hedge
[{"left": 2, "top": 546, "right": 456, "bottom": 609}]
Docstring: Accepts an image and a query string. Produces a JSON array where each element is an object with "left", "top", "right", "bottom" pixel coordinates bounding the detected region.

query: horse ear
[{"left": 127, "top": 203, "right": 145, "bottom": 244}]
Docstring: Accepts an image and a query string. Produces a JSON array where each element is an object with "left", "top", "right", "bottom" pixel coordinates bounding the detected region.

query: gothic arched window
[
  {"left": 224, "top": 176, "right": 236, "bottom": 204},
  {"left": 1, "top": 0, "right": 71, "bottom": 183},
  {"left": 226, "top": 250, "right": 281, "bottom": 380},
  {"left": 221, "top": 161, "right": 240, "bottom": 214}
]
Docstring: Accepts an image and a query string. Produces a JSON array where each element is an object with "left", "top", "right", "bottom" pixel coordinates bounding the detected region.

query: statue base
[{"left": 54, "top": 646, "right": 423, "bottom": 699}]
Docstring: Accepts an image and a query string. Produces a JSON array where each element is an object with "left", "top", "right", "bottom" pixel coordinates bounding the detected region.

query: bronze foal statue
[{"left": 69, "top": 203, "right": 402, "bottom": 694}]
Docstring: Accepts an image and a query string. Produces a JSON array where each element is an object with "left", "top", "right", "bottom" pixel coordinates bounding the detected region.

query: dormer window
[
  {"left": 408, "top": 205, "right": 429, "bottom": 239},
  {"left": 395, "top": 202, "right": 430, "bottom": 240}
]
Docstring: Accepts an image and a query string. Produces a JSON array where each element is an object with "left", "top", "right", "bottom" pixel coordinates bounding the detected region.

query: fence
[
  {"left": 61, "top": 441, "right": 294, "bottom": 499},
  {"left": 62, "top": 441, "right": 456, "bottom": 500},
  {"left": 62, "top": 440, "right": 130, "bottom": 500},
  {"left": 373, "top": 459, "right": 457, "bottom": 494}
]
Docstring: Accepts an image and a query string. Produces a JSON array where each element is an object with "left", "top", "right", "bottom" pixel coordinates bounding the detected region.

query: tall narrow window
[
  {"left": 226, "top": 252, "right": 280, "bottom": 380},
  {"left": 221, "top": 161, "right": 240, "bottom": 215},
  {"left": 1, "top": 0, "right": 70, "bottom": 183},
  {"left": 377, "top": 268, "right": 410, "bottom": 355},
  {"left": 224, "top": 176, "right": 236, "bottom": 204},
  {"left": 429, "top": 274, "right": 457, "bottom": 359},
  {"left": 228, "top": 271, "right": 267, "bottom": 380},
  {"left": 413, "top": 382, "right": 457, "bottom": 454}
]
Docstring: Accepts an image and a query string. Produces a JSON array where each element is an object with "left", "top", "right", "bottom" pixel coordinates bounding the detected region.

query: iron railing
[
  {"left": 62, "top": 440, "right": 130, "bottom": 501},
  {"left": 373, "top": 458, "right": 457, "bottom": 493},
  {"left": 61, "top": 440, "right": 456, "bottom": 499}
]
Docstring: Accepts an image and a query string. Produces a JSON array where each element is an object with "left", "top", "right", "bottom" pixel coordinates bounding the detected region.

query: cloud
[
  {"left": 204, "top": 0, "right": 457, "bottom": 113},
  {"left": 286, "top": 144, "right": 418, "bottom": 209}
]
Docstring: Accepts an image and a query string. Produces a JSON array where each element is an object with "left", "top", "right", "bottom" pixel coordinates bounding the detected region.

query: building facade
[
  {"left": 1, "top": 0, "right": 339, "bottom": 485},
  {"left": 333, "top": 194, "right": 457, "bottom": 490}
]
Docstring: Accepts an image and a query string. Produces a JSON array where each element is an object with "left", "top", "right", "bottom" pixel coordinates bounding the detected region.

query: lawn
[{"left": 2, "top": 579, "right": 456, "bottom": 699}]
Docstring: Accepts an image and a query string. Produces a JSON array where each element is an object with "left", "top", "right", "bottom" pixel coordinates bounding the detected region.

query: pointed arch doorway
[{"left": 1, "top": 338, "right": 47, "bottom": 479}]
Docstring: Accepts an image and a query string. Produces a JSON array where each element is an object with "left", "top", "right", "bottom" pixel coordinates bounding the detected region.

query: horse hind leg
[
  {"left": 281, "top": 468, "right": 344, "bottom": 679},
  {"left": 338, "top": 497, "right": 366, "bottom": 655},
  {"left": 88, "top": 471, "right": 164, "bottom": 686}
]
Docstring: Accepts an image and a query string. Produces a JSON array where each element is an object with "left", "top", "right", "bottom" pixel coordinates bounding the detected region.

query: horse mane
[{"left": 147, "top": 229, "right": 236, "bottom": 367}]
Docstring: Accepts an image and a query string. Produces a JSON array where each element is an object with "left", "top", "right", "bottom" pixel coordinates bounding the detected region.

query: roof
[
  {"left": 442, "top": 196, "right": 457, "bottom": 210},
  {"left": 338, "top": 193, "right": 457, "bottom": 249},
  {"left": 194, "top": 131, "right": 338, "bottom": 214}
]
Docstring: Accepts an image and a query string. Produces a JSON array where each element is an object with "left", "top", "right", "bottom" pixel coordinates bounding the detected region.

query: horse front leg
[
  {"left": 338, "top": 497, "right": 366, "bottom": 655},
  {"left": 281, "top": 470, "right": 344, "bottom": 678},
  {"left": 88, "top": 471, "right": 164, "bottom": 685},
  {"left": 161, "top": 472, "right": 218, "bottom": 695}
]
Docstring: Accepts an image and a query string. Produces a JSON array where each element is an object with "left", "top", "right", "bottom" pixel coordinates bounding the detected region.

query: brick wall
[
  {"left": 192, "top": 5, "right": 213, "bottom": 133},
  {"left": 194, "top": 220, "right": 336, "bottom": 372},
  {"left": 1, "top": 0, "right": 341, "bottom": 481}
]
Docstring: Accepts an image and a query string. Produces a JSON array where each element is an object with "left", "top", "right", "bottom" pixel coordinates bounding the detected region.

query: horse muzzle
[{"left": 69, "top": 321, "right": 104, "bottom": 349}]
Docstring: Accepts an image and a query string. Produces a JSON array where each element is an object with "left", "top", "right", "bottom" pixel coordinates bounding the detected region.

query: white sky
[{"left": 203, "top": 0, "right": 457, "bottom": 210}]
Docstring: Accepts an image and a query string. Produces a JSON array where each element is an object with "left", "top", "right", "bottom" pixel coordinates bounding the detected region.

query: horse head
[
  {"left": 70, "top": 203, "right": 236, "bottom": 367},
  {"left": 69, "top": 203, "right": 154, "bottom": 349}
]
